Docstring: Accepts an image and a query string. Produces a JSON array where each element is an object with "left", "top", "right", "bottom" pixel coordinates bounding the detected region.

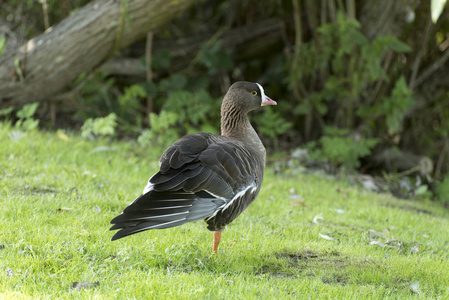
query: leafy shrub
[
  {"left": 308, "top": 127, "right": 379, "bottom": 170},
  {"left": 137, "top": 110, "right": 179, "bottom": 149},
  {"left": 291, "top": 12, "right": 411, "bottom": 130},
  {"left": 117, "top": 85, "right": 147, "bottom": 113},
  {"left": 0, "top": 107, "right": 14, "bottom": 118},
  {"left": 254, "top": 108, "right": 292, "bottom": 151},
  {"left": 152, "top": 49, "right": 171, "bottom": 70},
  {"left": 287, "top": 11, "right": 413, "bottom": 170},
  {"left": 197, "top": 40, "right": 233, "bottom": 74},
  {"left": 81, "top": 113, "right": 117, "bottom": 139},
  {"left": 162, "top": 89, "right": 219, "bottom": 134},
  {"left": 15, "top": 103, "right": 40, "bottom": 131},
  {"left": 358, "top": 76, "right": 414, "bottom": 134},
  {"left": 436, "top": 175, "right": 449, "bottom": 205},
  {"left": 74, "top": 72, "right": 116, "bottom": 122},
  {"left": 138, "top": 86, "right": 220, "bottom": 148},
  {"left": 0, "top": 103, "right": 40, "bottom": 131}
]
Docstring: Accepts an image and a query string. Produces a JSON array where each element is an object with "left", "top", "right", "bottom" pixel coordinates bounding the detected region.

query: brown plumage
[{"left": 110, "top": 81, "right": 276, "bottom": 252}]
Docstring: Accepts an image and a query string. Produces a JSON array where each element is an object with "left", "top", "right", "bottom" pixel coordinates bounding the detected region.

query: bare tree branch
[
  {"left": 145, "top": 31, "right": 154, "bottom": 124},
  {"left": 101, "top": 19, "right": 283, "bottom": 77},
  {"left": 414, "top": 48, "right": 449, "bottom": 88}
]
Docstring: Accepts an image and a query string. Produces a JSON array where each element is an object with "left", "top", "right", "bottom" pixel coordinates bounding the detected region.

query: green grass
[{"left": 1, "top": 122, "right": 449, "bottom": 299}]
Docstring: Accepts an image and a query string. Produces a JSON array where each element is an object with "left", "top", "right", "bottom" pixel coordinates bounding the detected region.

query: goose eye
[{"left": 251, "top": 91, "right": 258, "bottom": 96}]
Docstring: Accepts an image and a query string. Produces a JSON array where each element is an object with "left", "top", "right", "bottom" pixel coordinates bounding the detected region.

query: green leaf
[
  {"left": 0, "top": 107, "right": 14, "bottom": 117},
  {"left": 0, "top": 34, "right": 5, "bottom": 57},
  {"left": 149, "top": 111, "right": 178, "bottom": 132},
  {"left": 141, "top": 110, "right": 180, "bottom": 149},
  {"left": 162, "top": 89, "right": 215, "bottom": 128},
  {"left": 118, "top": 84, "right": 146, "bottom": 108},
  {"left": 255, "top": 108, "right": 292, "bottom": 139},
  {"left": 436, "top": 175, "right": 449, "bottom": 205},
  {"left": 152, "top": 49, "right": 171, "bottom": 70},
  {"left": 323, "top": 126, "right": 348, "bottom": 136},
  {"left": 385, "top": 76, "right": 414, "bottom": 132},
  {"left": 16, "top": 103, "right": 39, "bottom": 119},
  {"left": 159, "top": 74, "right": 188, "bottom": 92},
  {"left": 415, "top": 185, "right": 429, "bottom": 195},
  {"left": 198, "top": 40, "right": 233, "bottom": 73},
  {"left": 14, "top": 57, "right": 24, "bottom": 81},
  {"left": 81, "top": 113, "right": 117, "bottom": 138},
  {"left": 21, "top": 118, "right": 39, "bottom": 131},
  {"left": 294, "top": 103, "right": 312, "bottom": 115},
  {"left": 308, "top": 127, "right": 379, "bottom": 169},
  {"left": 431, "top": 0, "right": 447, "bottom": 23},
  {"left": 375, "top": 36, "right": 411, "bottom": 53},
  {"left": 142, "top": 81, "right": 158, "bottom": 98},
  {"left": 317, "top": 23, "right": 336, "bottom": 36}
]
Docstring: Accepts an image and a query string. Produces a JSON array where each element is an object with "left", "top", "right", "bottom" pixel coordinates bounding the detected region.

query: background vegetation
[{"left": 1, "top": 0, "right": 449, "bottom": 203}]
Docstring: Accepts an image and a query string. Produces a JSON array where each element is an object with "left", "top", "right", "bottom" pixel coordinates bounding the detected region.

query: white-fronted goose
[{"left": 110, "top": 81, "right": 277, "bottom": 252}]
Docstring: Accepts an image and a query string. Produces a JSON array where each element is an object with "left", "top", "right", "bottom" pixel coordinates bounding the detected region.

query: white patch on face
[{"left": 256, "top": 83, "right": 267, "bottom": 106}]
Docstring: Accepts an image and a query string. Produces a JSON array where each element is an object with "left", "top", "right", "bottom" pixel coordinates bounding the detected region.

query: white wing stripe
[
  {"left": 222, "top": 183, "right": 257, "bottom": 212},
  {"left": 140, "top": 218, "right": 187, "bottom": 231},
  {"left": 204, "top": 189, "right": 228, "bottom": 200},
  {"left": 144, "top": 205, "right": 192, "bottom": 210},
  {"left": 205, "top": 182, "right": 257, "bottom": 221},
  {"left": 131, "top": 211, "right": 189, "bottom": 221}
]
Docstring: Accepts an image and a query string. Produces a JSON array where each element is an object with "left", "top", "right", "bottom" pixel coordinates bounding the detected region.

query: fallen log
[
  {"left": 370, "top": 148, "right": 434, "bottom": 176},
  {"left": 0, "top": 0, "right": 203, "bottom": 108}
]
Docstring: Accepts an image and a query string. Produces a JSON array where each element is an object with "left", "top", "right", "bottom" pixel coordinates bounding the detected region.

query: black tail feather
[
  {"left": 111, "top": 219, "right": 187, "bottom": 241},
  {"left": 110, "top": 190, "right": 224, "bottom": 241}
]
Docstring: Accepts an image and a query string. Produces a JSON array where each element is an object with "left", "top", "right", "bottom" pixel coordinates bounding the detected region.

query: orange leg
[{"left": 212, "top": 232, "right": 222, "bottom": 253}]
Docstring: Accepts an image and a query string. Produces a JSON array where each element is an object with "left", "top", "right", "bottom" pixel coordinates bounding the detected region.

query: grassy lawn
[{"left": 1, "top": 122, "right": 449, "bottom": 299}]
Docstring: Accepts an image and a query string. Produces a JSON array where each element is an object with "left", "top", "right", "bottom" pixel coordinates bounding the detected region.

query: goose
[{"left": 110, "top": 81, "right": 277, "bottom": 252}]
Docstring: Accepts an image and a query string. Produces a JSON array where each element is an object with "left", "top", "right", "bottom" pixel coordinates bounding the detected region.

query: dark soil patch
[
  {"left": 257, "top": 249, "right": 376, "bottom": 285},
  {"left": 21, "top": 185, "right": 57, "bottom": 195},
  {"left": 382, "top": 203, "right": 435, "bottom": 216}
]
